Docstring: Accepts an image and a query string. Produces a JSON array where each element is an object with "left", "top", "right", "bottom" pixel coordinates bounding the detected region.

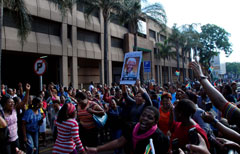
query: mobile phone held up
[
  {"left": 188, "top": 127, "right": 199, "bottom": 145},
  {"left": 172, "top": 138, "right": 179, "bottom": 154}
]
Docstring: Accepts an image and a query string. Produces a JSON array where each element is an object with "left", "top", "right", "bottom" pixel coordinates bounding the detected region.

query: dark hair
[
  {"left": 57, "top": 103, "right": 75, "bottom": 123},
  {"left": 30, "top": 97, "right": 42, "bottom": 109},
  {"left": 175, "top": 99, "right": 196, "bottom": 117},
  {"left": 150, "top": 90, "right": 157, "bottom": 99},
  {"left": 144, "top": 106, "right": 160, "bottom": 123},
  {"left": 185, "top": 91, "right": 197, "bottom": 104},
  {"left": 75, "top": 92, "right": 87, "bottom": 100},
  {"left": 161, "top": 92, "right": 172, "bottom": 100},
  {"left": 0, "top": 95, "right": 11, "bottom": 108},
  {"left": 13, "top": 97, "right": 21, "bottom": 104},
  {"left": 224, "top": 85, "right": 232, "bottom": 95},
  {"left": 57, "top": 103, "right": 68, "bottom": 123},
  {"left": 37, "top": 91, "right": 44, "bottom": 97}
]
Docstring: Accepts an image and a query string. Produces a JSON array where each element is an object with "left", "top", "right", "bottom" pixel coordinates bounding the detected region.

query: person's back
[{"left": 53, "top": 119, "right": 83, "bottom": 153}]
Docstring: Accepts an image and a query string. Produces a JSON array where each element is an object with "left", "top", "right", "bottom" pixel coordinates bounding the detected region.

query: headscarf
[{"left": 67, "top": 103, "right": 75, "bottom": 115}]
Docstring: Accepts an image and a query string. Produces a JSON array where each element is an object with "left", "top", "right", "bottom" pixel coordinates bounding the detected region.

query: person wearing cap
[{"left": 158, "top": 92, "right": 174, "bottom": 135}]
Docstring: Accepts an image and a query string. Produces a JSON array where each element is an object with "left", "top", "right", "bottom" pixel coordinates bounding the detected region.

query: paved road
[{"left": 39, "top": 129, "right": 116, "bottom": 154}]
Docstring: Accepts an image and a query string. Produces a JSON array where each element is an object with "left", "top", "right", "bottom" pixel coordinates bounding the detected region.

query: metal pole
[{"left": 40, "top": 76, "right": 42, "bottom": 91}]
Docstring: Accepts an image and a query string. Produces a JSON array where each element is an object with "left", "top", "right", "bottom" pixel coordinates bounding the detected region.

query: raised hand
[
  {"left": 201, "top": 112, "right": 215, "bottom": 124},
  {"left": 189, "top": 62, "right": 204, "bottom": 79},
  {"left": 25, "top": 83, "right": 31, "bottom": 91}
]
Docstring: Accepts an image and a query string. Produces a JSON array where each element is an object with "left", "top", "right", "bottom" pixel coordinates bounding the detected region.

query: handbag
[{"left": 92, "top": 113, "right": 108, "bottom": 128}]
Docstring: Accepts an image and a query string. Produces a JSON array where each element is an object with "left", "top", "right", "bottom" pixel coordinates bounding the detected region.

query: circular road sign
[{"left": 34, "top": 58, "right": 47, "bottom": 76}]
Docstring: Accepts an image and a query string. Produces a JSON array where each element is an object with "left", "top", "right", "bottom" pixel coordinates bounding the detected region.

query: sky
[{"left": 146, "top": 0, "right": 240, "bottom": 63}]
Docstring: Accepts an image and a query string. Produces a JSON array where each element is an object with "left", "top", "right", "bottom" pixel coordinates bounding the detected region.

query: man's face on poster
[{"left": 127, "top": 59, "right": 136, "bottom": 73}]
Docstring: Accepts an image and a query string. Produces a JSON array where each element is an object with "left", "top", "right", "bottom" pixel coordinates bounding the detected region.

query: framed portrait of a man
[{"left": 120, "top": 51, "right": 142, "bottom": 85}]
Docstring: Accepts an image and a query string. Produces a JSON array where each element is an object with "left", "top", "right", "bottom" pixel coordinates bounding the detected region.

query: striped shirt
[
  {"left": 77, "top": 101, "right": 96, "bottom": 129},
  {"left": 52, "top": 119, "right": 84, "bottom": 154}
]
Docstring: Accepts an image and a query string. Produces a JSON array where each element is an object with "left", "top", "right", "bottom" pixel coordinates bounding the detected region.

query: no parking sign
[{"left": 34, "top": 59, "right": 47, "bottom": 76}]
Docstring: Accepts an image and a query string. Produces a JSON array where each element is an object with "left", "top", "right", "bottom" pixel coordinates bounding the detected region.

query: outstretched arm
[
  {"left": 202, "top": 112, "right": 240, "bottom": 144},
  {"left": 16, "top": 83, "right": 30, "bottom": 110},
  {"left": 86, "top": 136, "right": 127, "bottom": 153},
  {"left": 136, "top": 80, "right": 152, "bottom": 106},
  {"left": 190, "top": 62, "right": 240, "bottom": 127},
  {"left": 189, "top": 62, "right": 226, "bottom": 110}
]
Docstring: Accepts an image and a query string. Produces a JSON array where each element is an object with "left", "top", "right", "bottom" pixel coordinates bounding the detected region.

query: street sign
[
  {"left": 144, "top": 61, "right": 151, "bottom": 72},
  {"left": 34, "top": 58, "right": 47, "bottom": 76}
]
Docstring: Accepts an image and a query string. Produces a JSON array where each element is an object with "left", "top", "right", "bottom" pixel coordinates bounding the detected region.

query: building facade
[{"left": 2, "top": 0, "right": 190, "bottom": 91}]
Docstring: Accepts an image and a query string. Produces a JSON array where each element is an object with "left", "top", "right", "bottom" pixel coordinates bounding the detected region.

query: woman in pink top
[
  {"left": 53, "top": 102, "right": 86, "bottom": 154},
  {"left": 1, "top": 83, "right": 30, "bottom": 154}
]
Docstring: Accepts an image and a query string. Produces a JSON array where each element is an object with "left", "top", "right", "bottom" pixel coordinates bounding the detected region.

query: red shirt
[
  {"left": 170, "top": 121, "right": 210, "bottom": 150},
  {"left": 158, "top": 108, "right": 170, "bottom": 135}
]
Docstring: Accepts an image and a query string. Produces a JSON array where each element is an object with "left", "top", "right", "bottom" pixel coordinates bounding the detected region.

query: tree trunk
[
  {"left": 0, "top": 1, "right": 3, "bottom": 86},
  {"left": 163, "top": 59, "right": 166, "bottom": 84},
  {"left": 134, "top": 33, "right": 137, "bottom": 51},
  {"left": 182, "top": 50, "right": 185, "bottom": 83},
  {"left": 133, "top": 24, "right": 137, "bottom": 51},
  {"left": 176, "top": 44, "right": 180, "bottom": 82},
  {"left": 104, "top": 17, "right": 109, "bottom": 85}
]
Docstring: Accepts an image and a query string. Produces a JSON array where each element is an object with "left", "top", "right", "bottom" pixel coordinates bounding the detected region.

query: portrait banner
[{"left": 120, "top": 51, "right": 142, "bottom": 85}]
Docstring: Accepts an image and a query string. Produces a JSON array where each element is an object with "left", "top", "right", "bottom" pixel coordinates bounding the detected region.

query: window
[
  {"left": 77, "top": 3, "right": 99, "bottom": 18},
  {"left": 160, "top": 34, "right": 166, "bottom": 42},
  {"left": 77, "top": 28, "right": 100, "bottom": 44},
  {"left": 149, "top": 29, "right": 156, "bottom": 40},
  {"left": 31, "top": 17, "right": 61, "bottom": 36},
  {"left": 154, "top": 48, "right": 157, "bottom": 55},
  {"left": 67, "top": 25, "right": 72, "bottom": 40},
  {"left": 3, "top": 9, "right": 18, "bottom": 28},
  {"left": 111, "top": 37, "right": 123, "bottom": 49},
  {"left": 3, "top": 9, "right": 61, "bottom": 36}
]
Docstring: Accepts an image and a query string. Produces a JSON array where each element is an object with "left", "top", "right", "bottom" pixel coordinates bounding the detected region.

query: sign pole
[
  {"left": 40, "top": 75, "right": 43, "bottom": 91},
  {"left": 34, "top": 58, "right": 47, "bottom": 90}
]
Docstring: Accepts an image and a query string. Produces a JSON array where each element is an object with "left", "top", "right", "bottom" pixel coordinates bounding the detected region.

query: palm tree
[
  {"left": 0, "top": 0, "right": 73, "bottom": 86},
  {"left": 156, "top": 39, "right": 175, "bottom": 84},
  {"left": 180, "top": 24, "right": 200, "bottom": 82},
  {"left": 121, "top": 0, "right": 167, "bottom": 51},
  {"left": 76, "top": 0, "right": 124, "bottom": 85},
  {"left": 169, "top": 24, "right": 184, "bottom": 82},
  {"left": 0, "top": 0, "right": 32, "bottom": 85}
]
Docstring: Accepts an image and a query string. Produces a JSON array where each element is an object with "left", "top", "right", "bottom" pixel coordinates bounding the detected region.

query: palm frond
[
  {"left": 5, "top": 0, "right": 31, "bottom": 45},
  {"left": 48, "top": 0, "right": 76, "bottom": 16},
  {"left": 142, "top": 2, "right": 167, "bottom": 24}
]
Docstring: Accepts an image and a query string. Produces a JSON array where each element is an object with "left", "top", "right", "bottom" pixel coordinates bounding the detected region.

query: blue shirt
[
  {"left": 171, "top": 92, "right": 176, "bottom": 103},
  {"left": 22, "top": 109, "right": 42, "bottom": 132}
]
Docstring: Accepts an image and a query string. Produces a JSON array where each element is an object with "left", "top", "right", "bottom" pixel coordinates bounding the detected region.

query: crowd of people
[{"left": 0, "top": 61, "right": 240, "bottom": 154}]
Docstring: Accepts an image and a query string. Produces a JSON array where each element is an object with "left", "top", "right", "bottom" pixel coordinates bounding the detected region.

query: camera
[
  {"left": 172, "top": 138, "right": 179, "bottom": 154},
  {"left": 188, "top": 127, "right": 199, "bottom": 145}
]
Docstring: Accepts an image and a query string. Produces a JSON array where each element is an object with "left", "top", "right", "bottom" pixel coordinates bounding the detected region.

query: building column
[
  {"left": 72, "top": 56, "right": 78, "bottom": 89},
  {"left": 156, "top": 65, "right": 160, "bottom": 85},
  {"left": 168, "top": 66, "right": 171, "bottom": 82},
  {"left": 60, "top": 55, "right": 68, "bottom": 87},
  {"left": 170, "top": 67, "right": 173, "bottom": 83},
  {"left": 160, "top": 65, "right": 163, "bottom": 86},
  {"left": 108, "top": 60, "right": 112, "bottom": 86}
]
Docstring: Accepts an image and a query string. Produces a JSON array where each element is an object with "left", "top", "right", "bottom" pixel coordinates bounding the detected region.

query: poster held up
[{"left": 120, "top": 51, "right": 142, "bottom": 85}]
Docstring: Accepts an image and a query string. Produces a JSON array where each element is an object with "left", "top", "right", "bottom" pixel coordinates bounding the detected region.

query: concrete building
[{"left": 2, "top": 0, "right": 190, "bottom": 91}]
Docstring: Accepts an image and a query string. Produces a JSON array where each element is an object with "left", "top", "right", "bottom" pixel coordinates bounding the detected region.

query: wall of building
[{"left": 2, "top": 0, "right": 190, "bottom": 89}]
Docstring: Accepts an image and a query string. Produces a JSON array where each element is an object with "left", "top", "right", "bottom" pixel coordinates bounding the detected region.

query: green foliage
[
  {"left": 226, "top": 62, "right": 240, "bottom": 75},
  {"left": 48, "top": 0, "right": 75, "bottom": 16},
  {"left": 156, "top": 39, "right": 175, "bottom": 61},
  {"left": 199, "top": 24, "right": 232, "bottom": 67},
  {"left": 3, "top": 0, "right": 31, "bottom": 44}
]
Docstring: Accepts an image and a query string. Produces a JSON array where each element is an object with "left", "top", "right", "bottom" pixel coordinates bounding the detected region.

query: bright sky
[{"left": 146, "top": 0, "right": 240, "bottom": 62}]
